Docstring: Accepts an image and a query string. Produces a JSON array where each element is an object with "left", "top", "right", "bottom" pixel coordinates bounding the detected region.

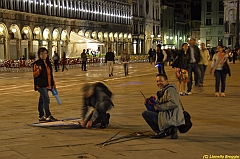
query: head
[
  {"left": 156, "top": 74, "right": 169, "bottom": 89},
  {"left": 82, "top": 83, "right": 93, "bottom": 98},
  {"left": 188, "top": 38, "right": 196, "bottom": 46},
  {"left": 156, "top": 44, "right": 161, "bottom": 52},
  {"left": 182, "top": 43, "right": 188, "bottom": 51},
  {"left": 123, "top": 49, "right": 127, "bottom": 54},
  {"left": 83, "top": 49, "right": 86, "bottom": 53},
  {"left": 200, "top": 43, "right": 206, "bottom": 49},
  {"left": 108, "top": 47, "right": 112, "bottom": 52},
  {"left": 37, "top": 47, "right": 48, "bottom": 60},
  {"left": 217, "top": 45, "right": 224, "bottom": 53}
]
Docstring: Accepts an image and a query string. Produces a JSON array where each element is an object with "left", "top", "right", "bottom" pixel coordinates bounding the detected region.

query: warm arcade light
[
  {"left": 53, "top": 30, "right": 58, "bottom": 38},
  {"left": 24, "top": 30, "right": 28, "bottom": 34},
  {"left": 128, "top": 34, "right": 131, "bottom": 39},
  {"left": 109, "top": 33, "right": 113, "bottom": 37},
  {"left": 12, "top": 28, "right": 17, "bottom": 33},
  {"left": 35, "top": 30, "right": 40, "bottom": 34},
  {"left": 170, "top": 36, "right": 173, "bottom": 40},
  {"left": 179, "top": 37, "right": 182, "bottom": 40},
  {"left": 151, "top": 35, "right": 154, "bottom": 38},
  {"left": 166, "top": 36, "right": 169, "bottom": 39},
  {"left": 0, "top": 26, "right": 3, "bottom": 33},
  {"left": 158, "top": 35, "right": 161, "bottom": 37}
]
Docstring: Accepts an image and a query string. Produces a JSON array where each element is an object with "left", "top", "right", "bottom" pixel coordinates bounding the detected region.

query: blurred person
[
  {"left": 80, "top": 82, "right": 114, "bottom": 129},
  {"left": 61, "top": 52, "right": 68, "bottom": 72},
  {"left": 52, "top": 51, "right": 60, "bottom": 72},
  {"left": 120, "top": 49, "right": 130, "bottom": 76},
  {"left": 81, "top": 49, "right": 87, "bottom": 71},
  {"left": 155, "top": 44, "right": 167, "bottom": 74},
  {"left": 33, "top": 47, "right": 58, "bottom": 122},
  {"left": 210, "top": 45, "right": 229, "bottom": 97},
  {"left": 171, "top": 43, "right": 190, "bottom": 96},
  {"left": 186, "top": 38, "right": 201, "bottom": 95},
  {"left": 142, "top": 74, "right": 185, "bottom": 139},
  {"left": 231, "top": 47, "right": 238, "bottom": 64},
  {"left": 148, "top": 48, "right": 153, "bottom": 65},
  {"left": 198, "top": 43, "right": 210, "bottom": 86},
  {"left": 105, "top": 47, "right": 115, "bottom": 77}
]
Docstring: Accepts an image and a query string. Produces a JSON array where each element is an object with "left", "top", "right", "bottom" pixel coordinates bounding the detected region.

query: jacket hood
[{"left": 162, "top": 83, "right": 176, "bottom": 92}]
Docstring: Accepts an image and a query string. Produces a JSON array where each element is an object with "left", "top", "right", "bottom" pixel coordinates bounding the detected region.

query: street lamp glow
[
  {"left": 151, "top": 35, "right": 154, "bottom": 38},
  {"left": 0, "top": 26, "right": 3, "bottom": 33},
  {"left": 24, "top": 30, "right": 28, "bottom": 34},
  {"left": 12, "top": 28, "right": 17, "bottom": 33}
]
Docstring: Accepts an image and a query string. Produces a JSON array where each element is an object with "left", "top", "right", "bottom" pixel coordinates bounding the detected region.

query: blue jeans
[
  {"left": 187, "top": 63, "right": 201, "bottom": 92},
  {"left": 214, "top": 70, "right": 226, "bottom": 93},
  {"left": 157, "top": 62, "right": 165, "bottom": 74},
  {"left": 123, "top": 63, "right": 128, "bottom": 75},
  {"left": 142, "top": 110, "right": 161, "bottom": 134},
  {"left": 38, "top": 87, "right": 51, "bottom": 118},
  {"left": 198, "top": 64, "right": 207, "bottom": 84}
]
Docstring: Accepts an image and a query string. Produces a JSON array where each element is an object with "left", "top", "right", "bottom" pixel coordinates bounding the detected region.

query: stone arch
[
  {"left": 43, "top": 28, "right": 52, "bottom": 40},
  {"left": 85, "top": 30, "right": 91, "bottom": 38},
  {"left": 61, "top": 29, "right": 69, "bottom": 41},
  {"left": 21, "top": 26, "right": 33, "bottom": 40},
  {"left": 9, "top": 24, "right": 21, "bottom": 39},
  {"left": 109, "top": 32, "right": 114, "bottom": 42},
  {"left": 128, "top": 34, "right": 132, "bottom": 42},
  {"left": 230, "top": 23, "right": 235, "bottom": 34},
  {"left": 78, "top": 30, "right": 85, "bottom": 36},
  {"left": 91, "top": 31, "right": 97, "bottom": 40},
  {"left": 123, "top": 33, "right": 128, "bottom": 42},
  {"left": 33, "top": 27, "right": 43, "bottom": 40},
  {"left": 119, "top": 32, "right": 123, "bottom": 42},
  {"left": 104, "top": 32, "right": 109, "bottom": 42},
  {"left": 98, "top": 32, "right": 103, "bottom": 42},
  {"left": 114, "top": 32, "right": 118, "bottom": 42},
  {"left": 0, "top": 23, "right": 9, "bottom": 39},
  {"left": 52, "top": 28, "right": 61, "bottom": 41}
]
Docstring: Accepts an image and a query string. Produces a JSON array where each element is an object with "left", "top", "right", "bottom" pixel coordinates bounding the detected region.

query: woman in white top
[{"left": 210, "top": 45, "right": 228, "bottom": 97}]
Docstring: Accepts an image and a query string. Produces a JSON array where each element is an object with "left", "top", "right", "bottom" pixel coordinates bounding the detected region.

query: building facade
[
  {"left": 132, "top": 0, "right": 161, "bottom": 54},
  {"left": 200, "top": 0, "right": 225, "bottom": 48},
  {"left": 0, "top": 0, "right": 132, "bottom": 60},
  {"left": 224, "top": 0, "right": 238, "bottom": 48}
]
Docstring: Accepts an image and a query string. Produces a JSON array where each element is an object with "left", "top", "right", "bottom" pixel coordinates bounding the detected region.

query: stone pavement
[{"left": 0, "top": 61, "right": 240, "bottom": 159}]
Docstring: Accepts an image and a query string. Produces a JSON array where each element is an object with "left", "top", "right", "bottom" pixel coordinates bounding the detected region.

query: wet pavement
[{"left": 0, "top": 61, "right": 240, "bottom": 159}]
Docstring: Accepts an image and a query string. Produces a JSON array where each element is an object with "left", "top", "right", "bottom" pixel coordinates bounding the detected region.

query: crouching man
[
  {"left": 80, "top": 82, "right": 114, "bottom": 129},
  {"left": 142, "top": 74, "right": 185, "bottom": 139}
]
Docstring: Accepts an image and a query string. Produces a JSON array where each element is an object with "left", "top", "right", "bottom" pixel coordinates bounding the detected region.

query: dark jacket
[
  {"left": 171, "top": 49, "right": 190, "bottom": 69},
  {"left": 105, "top": 52, "right": 115, "bottom": 61},
  {"left": 186, "top": 45, "right": 200, "bottom": 64},
  {"left": 33, "top": 59, "right": 54, "bottom": 91}
]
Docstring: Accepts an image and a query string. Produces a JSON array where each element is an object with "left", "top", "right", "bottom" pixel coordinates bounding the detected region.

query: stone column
[
  {"left": 28, "top": 40, "right": 33, "bottom": 60},
  {"left": 48, "top": 41, "right": 53, "bottom": 57},
  {"left": 4, "top": 38, "right": 10, "bottom": 59},
  {"left": 57, "top": 40, "right": 61, "bottom": 56},
  {"left": 16, "top": 39, "right": 21, "bottom": 59}
]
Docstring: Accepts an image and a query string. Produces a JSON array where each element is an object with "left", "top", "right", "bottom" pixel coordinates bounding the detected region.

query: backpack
[{"left": 177, "top": 110, "right": 192, "bottom": 133}]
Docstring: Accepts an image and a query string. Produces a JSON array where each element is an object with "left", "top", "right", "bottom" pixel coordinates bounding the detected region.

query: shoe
[
  {"left": 221, "top": 92, "right": 225, "bottom": 97},
  {"left": 100, "top": 124, "right": 107, "bottom": 129},
  {"left": 179, "top": 92, "right": 184, "bottom": 96},
  {"left": 84, "top": 70, "right": 87, "bottom": 71},
  {"left": 199, "top": 84, "right": 204, "bottom": 87},
  {"left": 109, "top": 74, "right": 111, "bottom": 77},
  {"left": 111, "top": 73, "right": 113, "bottom": 76},
  {"left": 187, "top": 92, "right": 192, "bottom": 95},
  {"left": 184, "top": 92, "right": 188, "bottom": 96},
  {"left": 215, "top": 92, "right": 219, "bottom": 97},
  {"left": 39, "top": 116, "right": 46, "bottom": 122},
  {"left": 46, "top": 115, "right": 58, "bottom": 122},
  {"left": 150, "top": 132, "right": 169, "bottom": 139},
  {"left": 106, "top": 113, "right": 110, "bottom": 125},
  {"left": 170, "top": 126, "right": 178, "bottom": 139}
]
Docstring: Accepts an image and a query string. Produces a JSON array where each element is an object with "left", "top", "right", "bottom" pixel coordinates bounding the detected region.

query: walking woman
[
  {"left": 210, "top": 45, "right": 229, "bottom": 97},
  {"left": 172, "top": 43, "right": 190, "bottom": 96},
  {"left": 199, "top": 43, "right": 210, "bottom": 86},
  {"left": 33, "top": 47, "right": 58, "bottom": 122},
  {"left": 120, "top": 49, "right": 130, "bottom": 76}
]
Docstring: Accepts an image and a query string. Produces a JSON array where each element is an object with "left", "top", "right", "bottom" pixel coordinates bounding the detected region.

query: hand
[
  {"left": 154, "top": 104, "right": 158, "bottom": 110},
  {"left": 80, "top": 120, "right": 86, "bottom": 127},
  {"left": 86, "top": 120, "right": 93, "bottom": 128}
]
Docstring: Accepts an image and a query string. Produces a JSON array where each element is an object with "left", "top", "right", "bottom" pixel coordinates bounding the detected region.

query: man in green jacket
[{"left": 142, "top": 74, "right": 185, "bottom": 139}]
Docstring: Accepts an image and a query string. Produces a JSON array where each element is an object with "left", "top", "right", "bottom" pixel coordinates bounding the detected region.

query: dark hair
[
  {"left": 156, "top": 73, "right": 168, "bottom": 80},
  {"left": 182, "top": 43, "right": 188, "bottom": 48},
  {"left": 37, "top": 47, "right": 48, "bottom": 58},
  {"left": 157, "top": 44, "right": 161, "bottom": 48}
]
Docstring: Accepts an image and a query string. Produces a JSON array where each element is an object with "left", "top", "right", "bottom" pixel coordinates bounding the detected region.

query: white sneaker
[{"left": 187, "top": 92, "right": 192, "bottom": 95}]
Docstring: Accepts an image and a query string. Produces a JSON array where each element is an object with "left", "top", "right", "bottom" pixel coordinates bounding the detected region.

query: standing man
[
  {"left": 148, "top": 48, "right": 153, "bottom": 65},
  {"left": 81, "top": 49, "right": 87, "bottom": 71},
  {"left": 186, "top": 38, "right": 201, "bottom": 94},
  {"left": 155, "top": 44, "right": 167, "bottom": 74},
  {"left": 52, "top": 51, "right": 60, "bottom": 72},
  {"left": 105, "top": 47, "right": 115, "bottom": 77},
  {"left": 120, "top": 49, "right": 130, "bottom": 76},
  {"left": 61, "top": 52, "right": 68, "bottom": 72},
  {"left": 142, "top": 74, "right": 185, "bottom": 139}
]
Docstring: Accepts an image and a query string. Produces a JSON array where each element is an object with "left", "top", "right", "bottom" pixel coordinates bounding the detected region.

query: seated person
[
  {"left": 142, "top": 74, "right": 185, "bottom": 139},
  {"left": 80, "top": 82, "right": 114, "bottom": 129}
]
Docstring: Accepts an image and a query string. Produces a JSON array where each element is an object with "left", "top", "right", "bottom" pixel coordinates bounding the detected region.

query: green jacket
[{"left": 156, "top": 84, "right": 185, "bottom": 131}]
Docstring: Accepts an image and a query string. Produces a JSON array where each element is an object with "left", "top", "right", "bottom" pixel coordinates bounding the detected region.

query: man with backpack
[{"left": 155, "top": 44, "right": 167, "bottom": 74}]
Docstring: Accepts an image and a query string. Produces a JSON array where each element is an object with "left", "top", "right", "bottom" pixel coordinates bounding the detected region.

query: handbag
[
  {"left": 223, "top": 61, "right": 231, "bottom": 76},
  {"left": 171, "top": 55, "right": 179, "bottom": 68},
  {"left": 178, "top": 110, "right": 192, "bottom": 133}
]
